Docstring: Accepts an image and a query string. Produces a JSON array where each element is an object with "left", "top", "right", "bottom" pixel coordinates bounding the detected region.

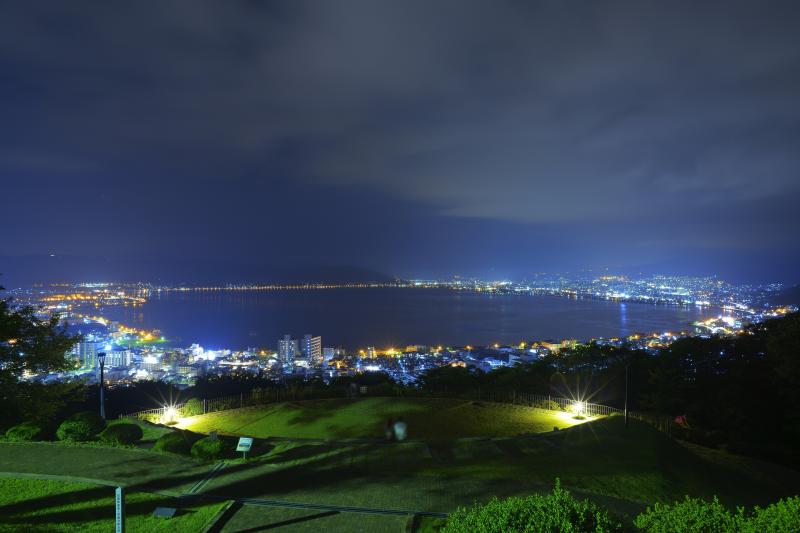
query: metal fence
[{"left": 468, "top": 390, "right": 623, "bottom": 417}]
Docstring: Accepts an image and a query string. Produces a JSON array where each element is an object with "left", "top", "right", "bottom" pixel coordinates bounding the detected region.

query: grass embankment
[
  {"left": 0, "top": 477, "right": 224, "bottom": 533},
  {"left": 176, "top": 397, "right": 590, "bottom": 439},
  {"left": 2, "top": 400, "right": 799, "bottom": 532},
  {"left": 201, "top": 416, "right": 800, "bottom": 530}
]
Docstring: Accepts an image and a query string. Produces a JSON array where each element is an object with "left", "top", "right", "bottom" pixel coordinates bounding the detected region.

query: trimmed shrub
[
  {"left": 183, "top": 398, "right": 204, "bottom": 417},
  {"left": 634, "top": 495, "right": 800, "bottom": 533},
  {"left": 634, "top": 496, "right": 744, "bottom": 532},
  {"left": 98, "top": 423, "right": 143, "bottom": 445},
  {"left": 154, "top": 430, "right": 196, "bottom": 455},
  {"left": 56, "top": 411, "right": 106, "bottom": 442},
  {"left": 191, "top": 436, "right": 232, "bottom": 461},
  {"left": 746, "top": 496, "right": 800, "bottom": 533},
  {"left": 5, "top": 421, "right": 47, "bottom": 442},
  {"left": 442, "top": 479, "right": 621, "bottom": 532}
]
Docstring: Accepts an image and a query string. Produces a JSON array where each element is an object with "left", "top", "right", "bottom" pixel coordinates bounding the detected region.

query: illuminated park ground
[
  {"left": 2, "top": 401, "right": 799, "bottom": 531},
  {"left": 174, "top": 397, "right": 592, "bottom": 440}
]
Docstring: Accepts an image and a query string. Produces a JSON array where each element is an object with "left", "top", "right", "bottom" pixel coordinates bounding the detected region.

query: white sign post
[
  {"left": 115, "top": 486, "right": 125, "bottom": 533},
  {"left": 236, "top": 437, "right": 253, "bottom": 459}
]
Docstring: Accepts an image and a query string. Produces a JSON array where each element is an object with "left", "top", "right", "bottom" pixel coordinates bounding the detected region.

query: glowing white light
[
  {"left": 161, "top": 405, "right": 179, "bottom": 424},
  {"left": 572, "top": 401, "right": 585, "bottom": 415}
]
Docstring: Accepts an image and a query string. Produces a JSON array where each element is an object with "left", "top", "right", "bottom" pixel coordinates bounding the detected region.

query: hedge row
[
  {"left": 442, "top": 483, "right": 800, "bottom": 533},
  {"left": 4, "top": 412, "right": 145, "bottom": 446}
]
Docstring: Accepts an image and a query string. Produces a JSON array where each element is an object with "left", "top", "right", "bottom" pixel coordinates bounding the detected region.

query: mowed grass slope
[
  {"left": 2, "top": 413, "right": 799, "bottom": 532},
  {"left": 198, "top": 417, "right": 800, "bottom": 526},
  {"left": 177, "top": 397, "right": 588, "bottom": 439},
  {"left": 0, "top": 478, "right": 224, "bottom": 533}
]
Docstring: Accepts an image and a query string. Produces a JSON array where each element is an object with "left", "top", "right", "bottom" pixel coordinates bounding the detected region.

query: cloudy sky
[{"left": 2, "top": 1, "right": 799, "bottom": 284}]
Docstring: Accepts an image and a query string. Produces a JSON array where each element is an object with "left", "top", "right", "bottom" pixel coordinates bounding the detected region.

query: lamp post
[
  {"left": 624, "top": 362, "right": 629, "bottom": 429},
  {"left": 98, "top": 352, "right": 106, "bottom": 420}
]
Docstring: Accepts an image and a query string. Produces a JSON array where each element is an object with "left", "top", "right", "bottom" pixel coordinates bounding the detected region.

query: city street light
[{"left": 98, "top": 351, "right": 106, "bottom": 420}]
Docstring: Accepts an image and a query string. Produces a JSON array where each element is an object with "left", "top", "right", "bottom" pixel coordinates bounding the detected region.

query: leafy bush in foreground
[
  {"left": 5, "top": 421, "right": 48, "bottom": 441},
  {"left": 634, "top": 495, "right": 800, "bottom": 533},
  {"left": 191, "top": 436, "right": 232, "bottom": 461},
  {"left": 634, "top": 496, "right": 743, "bottom": 532},
  {"left": 56, "top": 411, "right": 106, "bottom": 442},
  {"left": 442, "top": 479, "right": 621, "bottom": 532},
  {"left": 153, "top": 430, "right": 196, "bottom": 455},
  {"left": 98, "top": 423, "right": 143, "bottom": 445},
  {"left": 745, "top": 496, "right": 800, "bottom": 532}
]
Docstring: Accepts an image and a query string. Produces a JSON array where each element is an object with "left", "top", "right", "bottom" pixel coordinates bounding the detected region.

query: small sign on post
[
  {"left": 236, "top": 437, "right": 253, "bottom": 459},
  {"left": 153, "top": 507, "right": 177, "bottom": 519},
  {"left": 115, "top": 486, "right": 125, "bottom": 533}
]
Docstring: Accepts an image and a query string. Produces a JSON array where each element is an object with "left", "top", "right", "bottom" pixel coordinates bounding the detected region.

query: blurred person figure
[{"left": 393, "top": 416, "right": 407, "bottom": 442}]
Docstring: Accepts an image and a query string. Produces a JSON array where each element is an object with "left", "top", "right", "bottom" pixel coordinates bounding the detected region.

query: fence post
[{"left": 240, "top": 392, "right": 243, "bottom": 408}]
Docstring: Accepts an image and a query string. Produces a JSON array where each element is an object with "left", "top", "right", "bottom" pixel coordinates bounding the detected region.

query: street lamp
[
  {"left": 98, "top": 352, "right": 106, "bottom": 419},
  {"left": 624, "top": 362, "right": 629, "bottom": 429}
]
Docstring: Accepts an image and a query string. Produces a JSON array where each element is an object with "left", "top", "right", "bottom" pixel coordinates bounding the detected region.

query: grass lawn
[
  {"left": 176, "top": 397, "right": 592, "bottom": 439},
  {"left": 0, "top": 442, "right": 212, "bottom": 494},
  {"left": 196, "top": 416, "right": 800, "bottom": 529},
  {"left": 2, "top": 405, "right": 799, "bottom": 532},
  {"left": 0, "top": 477, "right": 225, "bottom": 533},
  {"left": 218, "top": 504, "right": 411, "bottom": 532}
]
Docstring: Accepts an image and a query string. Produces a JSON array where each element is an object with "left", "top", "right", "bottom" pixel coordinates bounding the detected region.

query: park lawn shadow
[{"left": 232, "top": 510, "right": 339, "bottom": 532}]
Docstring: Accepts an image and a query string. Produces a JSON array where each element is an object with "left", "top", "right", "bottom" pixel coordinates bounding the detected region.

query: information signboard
[{"left": 237, "top": 437, "right": 253, "bottom": 458}]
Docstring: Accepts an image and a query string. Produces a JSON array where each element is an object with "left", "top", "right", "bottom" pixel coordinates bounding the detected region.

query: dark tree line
[
  {"left": 417, "top": 313, "right": 800, "bottom": 466},
  {"left": 0, "top": 286, "right": 83, "bottom": 427}
]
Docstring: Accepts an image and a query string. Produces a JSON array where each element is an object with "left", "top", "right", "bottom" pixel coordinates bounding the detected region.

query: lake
[{"left": 99, "top": 288, "right": 711, "bottom": 350}]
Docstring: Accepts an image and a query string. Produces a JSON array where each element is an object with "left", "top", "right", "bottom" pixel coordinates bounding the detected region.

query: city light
[{"left": 12, "top": 277, "right": 795, "bottom": 389}]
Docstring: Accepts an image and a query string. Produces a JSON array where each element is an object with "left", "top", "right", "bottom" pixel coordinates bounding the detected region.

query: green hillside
[{"left": 176, "top": 397, "right": 590, "bottom": 440}]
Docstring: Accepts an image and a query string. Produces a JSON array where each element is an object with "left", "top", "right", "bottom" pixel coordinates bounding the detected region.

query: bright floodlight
[
  {"left": 572, "top": 401, "right": 585, "bottom": 415},
  {"left": 161, "top": 405, "right": 179, "bottom": 424}
]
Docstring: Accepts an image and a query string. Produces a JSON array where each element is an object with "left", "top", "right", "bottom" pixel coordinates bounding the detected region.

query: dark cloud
[{"left": 1, "top": 1, "right": 799, "bottom": 283}]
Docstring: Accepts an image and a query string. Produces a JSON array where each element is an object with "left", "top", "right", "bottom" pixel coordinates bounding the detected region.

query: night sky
[{"left": 2, "top": 2, "right": 799, "bottom": 285}]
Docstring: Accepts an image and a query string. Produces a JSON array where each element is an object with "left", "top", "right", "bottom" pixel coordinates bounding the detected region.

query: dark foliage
[
  {"left": 153, "top": 430, "right": 198, "bottom": 455},
  {"left": 56, "top": 411, "right": 106, "bottom": 442},
  {"left": 0, "top": 287, "right": 82, "bottom": 427},
  {"left": 4, "top": 421, "right": 48, "bottom": 441},
  {"left": 190, "top": 436, "right": 232, "bottom": 461},
  {"left": 98, "top": 423, "right": 143, "bottom": 445}
]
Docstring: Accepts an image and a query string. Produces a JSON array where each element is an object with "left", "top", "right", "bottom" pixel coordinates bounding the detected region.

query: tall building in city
[
  {"left": 105, "top": 349, "right": 133, "bottom": 368},
  {"left": 277, "top": 335, "right": 298, "bottom": 366},
  {"left": 301, "top": 334, "right": 322, "bottom": 365},
  {"left": 70, "top": 340, "right": 103, "bottom": 369}
]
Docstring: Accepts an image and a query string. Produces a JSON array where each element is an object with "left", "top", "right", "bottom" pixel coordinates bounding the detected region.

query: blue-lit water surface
[{"left": 100, "top": 288, "right": 710, "bottom": 350}]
